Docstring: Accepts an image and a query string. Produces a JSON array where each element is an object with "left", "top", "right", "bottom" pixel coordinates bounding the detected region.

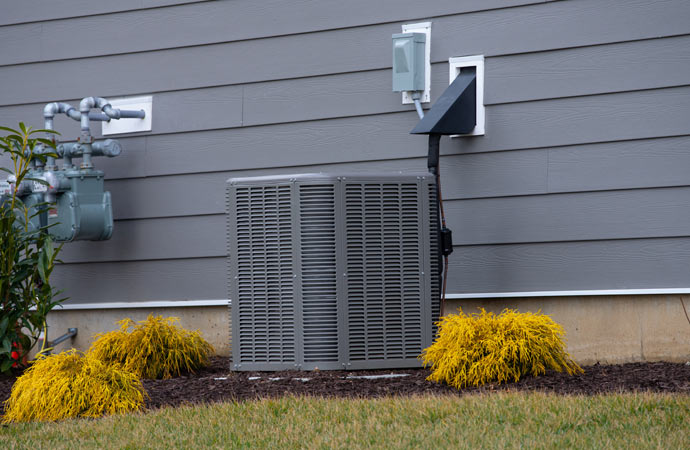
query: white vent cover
[{"left": 228, "top": 174, "right": 440, "bottom": 371}]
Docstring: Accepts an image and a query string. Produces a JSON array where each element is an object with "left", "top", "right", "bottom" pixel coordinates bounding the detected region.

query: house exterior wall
[{"left": 1, "top": 0, "right": 690, "bottom": 360}]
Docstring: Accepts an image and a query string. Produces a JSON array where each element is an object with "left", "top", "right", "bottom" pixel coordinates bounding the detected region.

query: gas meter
[{"left": 1, "top": 97, "right": 144, "bottom": 242}]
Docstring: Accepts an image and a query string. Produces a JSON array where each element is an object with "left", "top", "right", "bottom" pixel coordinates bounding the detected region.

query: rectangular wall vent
[{"left": 228, "top": 174, "right": 440, "bottom": 371}]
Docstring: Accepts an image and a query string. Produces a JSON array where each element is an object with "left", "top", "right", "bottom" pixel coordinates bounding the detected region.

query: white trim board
[
  {"left": 49, "top": 289, "right": 690, "bottom": 311},
  {"left": 446, "top": 288, "right": 690, "bottom": 299},
  {"left": 53, "top": 299, "right": 229, "bottom": 310}
]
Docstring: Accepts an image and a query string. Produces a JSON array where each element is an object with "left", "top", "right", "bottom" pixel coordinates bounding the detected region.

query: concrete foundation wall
[
  {"left": 41, "top": 295, "right": 690, "bottom": 365},
  {"left": 446, "top": 294, "right": 690, "bottom": 365},
  {"left": 42, "top": 305, "right": 231, "bottom": 357}
]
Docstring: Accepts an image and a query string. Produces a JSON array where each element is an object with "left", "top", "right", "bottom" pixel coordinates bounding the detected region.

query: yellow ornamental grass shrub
[
  {"left": 420, "top": 308, "right": 583, "bottom": 389},
  {"left": 89, "top": 315, "right": 214, "bottom": 379},
  {"left": 2, "top": 350, "right": 145, "bottom": 423}
]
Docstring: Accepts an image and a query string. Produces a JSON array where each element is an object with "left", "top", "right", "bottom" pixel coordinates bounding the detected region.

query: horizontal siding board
[
  {"left": 109, "top": 172, "right": 228, "bottom": 219},
  {"left": 4, "top": 33, "right": 690, "bottom": 138},
  {"left": 432, "top": 0, "right": 690, "bottom": 63},
  {"left": 151, "top": 86, "right": 243, "bottom": 134},
  {"left": 107, "top": 150, "right": 547, "bottom": 219},
  {"left": 0, "top": 23, "right": 42, "bottom": 64},
  {"left": 98, "top": 137, "right": 148, "bottom": 178},
  {"left": 142, "top": 87, "right": 690, "bottom": 177},
  {"left": 56, "top": 237, "right": 690, "bottom": 303},
  {"left": 56, "top": 236, "right": 690, "bottom": 299},
  {"left": 0, "top": 70, "right": 409, "bottom": 140},
  {"left": 54, "top": 257, "right": 226, "bottom": 304},
  {"left": 0, "top": 0, "right": 208, "bottom": 26},
  {"left": 0, "top": 85, "right": 243, "bottom": 142},
  {"left": 486, "top": 34, "right": 690, "bottom": 104},
  {"left": 3, "top": 1, "right": 690, "bottom": 106},
  {"left": 65, "top": 185, "right": 690, "bottom": 263},
  {"left": 446, "top": 187, "right": 690, "bottom": 245},
  {"left": 59, "top": 215, "right": 225, "bottom": 263},
  {"left": 4, "top": 0, "right": 689, "bottom": 68},
  {"left": 7, "top": 0, "right": 548, "bottom": 64},
  {"left": 548, "top": 136, "right": 690, "bottom": 193},
  {"left": 0, "top": 68, "right": 421, "bottom": 138},
  {"left": 242, "top": 69, "right": 414, "bottom": 127},
  {"left": 456, "top": 86, "right": 690, "bottom": 155},
  {"left": 5, "top": 88, "right": 690, "bottom": 183},
  {"left": 226, "top": 36, "right": 690, "bottom": 127},
  {"left": 141, "top": 113, "right": 427, "bottom": 177},
  {"left": 55, "top": 237, "right": 690, "bottom": 303},
  {"left": 447, "top": 238, "right": 690, "bottom": 294},
  {"left": 106, "top": 135, "right": 690, "bottom": 221}
]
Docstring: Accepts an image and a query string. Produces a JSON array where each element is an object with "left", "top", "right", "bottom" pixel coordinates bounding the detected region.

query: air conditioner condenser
[{"left": 227, "top": 173, "right": 441, "bottom": 371}]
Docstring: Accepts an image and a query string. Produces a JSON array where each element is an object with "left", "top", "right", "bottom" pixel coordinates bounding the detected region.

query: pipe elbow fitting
[
  {"left": 45, "top": 102, "right": 80, "bottom": 120},
  {"left": 79, "top": 97, "right": 97, "bottom": 114},
  {"left": 43, "top": 102, "right": 60, "bottom": 119},
  {"left": 101, "top": 104, "right": 121, "bottom": 119},
  {"left": 79, "top": 97, "right": 104, "bottom": 132}
]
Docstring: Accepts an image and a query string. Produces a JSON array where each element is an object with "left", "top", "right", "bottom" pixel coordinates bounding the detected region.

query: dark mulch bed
[{"left": 2, "top": 357, "right": 689, "bottom": 411}]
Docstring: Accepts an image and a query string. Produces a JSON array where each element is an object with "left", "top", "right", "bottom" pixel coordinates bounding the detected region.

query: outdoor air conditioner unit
[{"left": 227, "top": 173, "right": 441, "bottom": 371}]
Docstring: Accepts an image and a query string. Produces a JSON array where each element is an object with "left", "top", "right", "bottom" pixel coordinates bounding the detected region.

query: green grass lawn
[{"left": 2, "top": 393, "right": 689, "bottom": 449}]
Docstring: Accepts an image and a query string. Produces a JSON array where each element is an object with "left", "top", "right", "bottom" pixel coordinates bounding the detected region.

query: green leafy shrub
[
  {"left": 89, "top": 315, "right": 214, "bottom": 379},
  {"left": 420, "top": 308, "right": 582, "bottom": 389},
  {"left": 0, "top": 124, "right": 64, "bottom": 372},
  {"left": 2, "top": 349, "right": 145, "bottom": 422}
]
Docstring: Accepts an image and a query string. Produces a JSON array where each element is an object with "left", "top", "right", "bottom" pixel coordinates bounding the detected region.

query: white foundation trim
[
  {"left": 46, "top": 289, "right": 690, "bottom": 310},
  {"left": 53, "top": 299, "right": 230, "bottom": 310},
  {"left": 446, "top": 288, "right": 690, "bottom": 299}
]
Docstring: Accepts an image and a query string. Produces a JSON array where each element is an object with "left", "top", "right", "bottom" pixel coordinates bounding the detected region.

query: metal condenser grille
[
  {"left": 232, "top": 185, "right": 295, "bottom": 366},
  {"left": 299, "top": 185, "right": 339, "bottom": 363},
  {"left": 229, "top": 174, "right": 436, "bottom": 371},
  {"left": 345, "top": 182, "right": 424, "bottom": 361}
]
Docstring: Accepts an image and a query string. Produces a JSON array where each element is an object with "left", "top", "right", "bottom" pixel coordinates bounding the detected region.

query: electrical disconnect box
[
  {"left": 0, "top": 97, "right": 145, "bottom": 242},
  {"left": 392, "top": 32, "right": 426, "bottom": 92}
]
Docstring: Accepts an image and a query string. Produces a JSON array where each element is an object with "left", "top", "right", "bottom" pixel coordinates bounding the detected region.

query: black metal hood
[{"left": 410, "top": 70, "right": 476, "bottom": 135}]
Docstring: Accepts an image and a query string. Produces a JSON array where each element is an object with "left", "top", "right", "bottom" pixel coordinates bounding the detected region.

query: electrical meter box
[{"left": 392, "top": 32, "right": 426, "bottom": 92}]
